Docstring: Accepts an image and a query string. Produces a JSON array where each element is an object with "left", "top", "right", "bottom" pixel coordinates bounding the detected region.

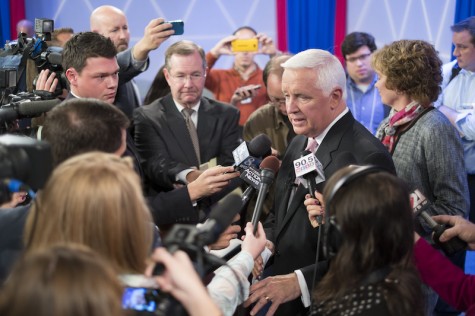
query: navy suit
[{"left": 264, "top": 111, "right": 396, "bottom": 316}]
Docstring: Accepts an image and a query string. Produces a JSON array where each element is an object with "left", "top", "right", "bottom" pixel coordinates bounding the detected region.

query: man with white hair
[
  {"left": 244, "top": 49, "right": 395, "bottom": 316},
  {"left": 90, "top": 5, "right": 173, "bottom": 118}
]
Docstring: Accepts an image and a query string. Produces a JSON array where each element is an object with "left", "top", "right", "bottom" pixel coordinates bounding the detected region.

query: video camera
[
  {"left": 0, "top": 18, "right": 67, "bottom": 103},
  {"left": 0, "top": 134, "right": 52, "bottom": 206}
]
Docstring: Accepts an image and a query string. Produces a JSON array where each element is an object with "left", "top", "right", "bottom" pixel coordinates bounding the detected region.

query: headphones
[{"left": 323, "top": 165, "right": 385, "bottom": 259}]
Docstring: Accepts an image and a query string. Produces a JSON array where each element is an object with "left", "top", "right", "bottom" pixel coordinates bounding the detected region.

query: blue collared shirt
[{"left": 346, "top": 75, "right": 387, "bottom": 135}]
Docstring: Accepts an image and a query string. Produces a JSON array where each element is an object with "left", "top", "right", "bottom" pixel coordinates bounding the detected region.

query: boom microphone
[
  {"left": 17, "top": 98, "right": 61, "bottom": 116},
  {"left": 0, "top": 98, "right": 61, "bottom": 123},
  {"left": 411, "top": 189, "right": 467, "bottom": 256},
  {"left": 251, "top": 155, "right": 280, "bottom": 234}
]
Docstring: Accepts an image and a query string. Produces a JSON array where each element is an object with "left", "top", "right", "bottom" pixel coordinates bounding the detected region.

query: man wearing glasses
[
  {"left": 341, "top": 32, "right": 389, "bottom": 134},
  {"left": 133, "top": 40, "right": 240, "bottom": 193},
  {"left": 243, "top": 54, "right": 295, "bottom": 159}
]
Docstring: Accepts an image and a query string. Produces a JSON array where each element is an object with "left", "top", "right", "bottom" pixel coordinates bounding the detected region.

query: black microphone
[
  {"left": 17, "top": 98, "right": 61, "bottom": 116},
  {"left": 45, "top": 51, "right": 62, "bottom": 65},
  {"left": 411, "top": 189, "right": 467, "bottom": 256},
  {"left": 232, "top": 134, "right": 271, "bottom": 171},
  {"left": 153, "top": 193, "right": 242, "bottom": 276},
  {"left": 0, "top": 98, "right": 61, "bottom": 123},
  {"left": 251, "top": 156, "right": 280, "bottom": 234},
  {"left": 198, "top": 193, "right": 243, "bottom": 246},
  {"left": 0, "top": 107, "right": 18, "bottom": 123}
]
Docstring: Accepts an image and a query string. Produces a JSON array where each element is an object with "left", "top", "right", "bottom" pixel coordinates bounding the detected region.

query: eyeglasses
[
  {"left": 269, "top": 97, "right": 286, "bottom": 107},
  {"left": 346, "top": 53, "right": 371, "bottom": 63},
  {"left": 170, "top": 73, "right": 206, "bottom": 83}
]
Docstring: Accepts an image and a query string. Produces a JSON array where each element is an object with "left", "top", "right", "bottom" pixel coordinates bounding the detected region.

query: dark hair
[
  {"left": 232, "top": 26, "right": 257, "bottom": 36},
  {"left": 314, "top": 166, "right": 424, "bottom": 316},
  {"left": 43, "top": 98, "right": 130, "bottom": 165},
  {"left": 372, "top": 40, "right": 442, "bottom": 107},
  {"left": 262, "top": 54, "right": 292, "bottom": 87},
  {"left": 341, "top": 32, "right": 377, "bottom": 57},
  {"left": 451, "top": 16, "right": 475, "bottom": 46},
  {"left": 164, "top": 40, "right": 206, "bottom": 72},
  {"left": 62, "top": 32, "right": 117, "bottom": 73},
  {"left": 144, "top": 65, "right": 170, "bottom": 104}
]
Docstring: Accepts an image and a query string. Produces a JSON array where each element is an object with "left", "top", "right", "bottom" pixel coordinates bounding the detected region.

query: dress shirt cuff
[
  {"left": 455, "top": 112, "right": 475, "bottom": 140},
  {"left": 176, "top": 168, "right": 195, "bottom": 184},
  {"left": 131, "top": 50, "right": 149, "bottom": 71},
  {"left": 294, "top": 269, "right": 311, "bottom": 307}
]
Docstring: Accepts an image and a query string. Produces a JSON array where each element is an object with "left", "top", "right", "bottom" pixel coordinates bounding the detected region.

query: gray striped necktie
[{"left": 182, "top": 108, "right": 201, "bottom": 164}]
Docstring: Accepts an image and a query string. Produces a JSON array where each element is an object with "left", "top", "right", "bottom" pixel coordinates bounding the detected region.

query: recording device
[
  {"left": 231, "top": 38, "right": 258, "bottom": 52},
  {"left": 0, "top": 134, "right": 52, "bottom": 205},
  {"left": 161, "top": 20, "right": 184, "bottom": 35},
  {"left": 34, "top": 18, "right": 54, "bottom": 41},
  {"left": 232, "top": 134, "right": 271, "bottom": 171},
  {"left": 153, "top": 193, "right": 242, "bottom": 275},
  {"left": 411, "top": 189, "right": 467, "bottom": 256},
  {"left": 250, "top": 156, "right": 280, "bottom": 234},
  {"left": 0, "top": 94, "right": 60, "bottom": 124},
  {"left": 0, "top": 18, "right": 65, "bottom": 101},
  {"left": 294, "top": 150, "right": 325, "bottom": 223}
]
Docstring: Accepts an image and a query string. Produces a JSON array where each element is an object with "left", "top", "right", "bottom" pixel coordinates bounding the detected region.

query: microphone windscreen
[
  {"left": 17, "top": 99, "right": 61, "bottom": 116},
  {"left": 208, "top": 193, "right": 242, "bottom": 233},
  {"left": 47, "top": 52, "right": 63, "bottom": 65},
  {"left": 248, "top": 134, "right": 271, "bottom": 157},
  {"left": 259, "top": 155, "right": 280, "bottom": 174}
]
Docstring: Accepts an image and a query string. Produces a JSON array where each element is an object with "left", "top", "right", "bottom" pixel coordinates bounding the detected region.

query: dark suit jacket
[
  {"left": 115, "top": 48, "right": 146, "bottom": 119},
  {"left": 133, "top": 94, "right": 240, "bottom": 191},
  {"left": 264, "top": 111, "right": 395, "bottom": 316},
  {"left": 61, "top": 94, "right": 197, "bottom": 226}
]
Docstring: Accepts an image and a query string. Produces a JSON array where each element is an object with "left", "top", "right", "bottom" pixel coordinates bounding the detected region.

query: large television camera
[
  {"left": 0, "top": 134, "right": 52, "bottom": 206},
  {"left": 0, "top": 18, "right": 67, "bottom": 104}
]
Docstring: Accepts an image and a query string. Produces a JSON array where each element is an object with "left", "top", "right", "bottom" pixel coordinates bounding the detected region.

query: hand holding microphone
[
  {"left": 293, "top": 150, "right": 325, "bottom": 225},
  {"left": 304, "top": 191, "right": 325, "bottom": 228},
  {"left": 411, "top": 189, "right": 467, "bottom": 256},
  {"left": 432, "top": 214, "right": 475, "bottom": 250}
]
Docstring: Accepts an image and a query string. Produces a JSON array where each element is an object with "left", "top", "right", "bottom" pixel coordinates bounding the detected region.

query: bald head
[{"left": 90, "top": 5, "right": 130, "bottom": 52}]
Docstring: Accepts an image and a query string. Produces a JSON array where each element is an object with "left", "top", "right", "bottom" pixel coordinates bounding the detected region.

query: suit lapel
[
  {"left": 315, "top": 112, "right": 353, "bottom": 170},
  {"left": 275, "top": 136, "right": 306, "bottom": 237},
  {"left": 161, "top": 95, "right": 200, "bottom": 166}
]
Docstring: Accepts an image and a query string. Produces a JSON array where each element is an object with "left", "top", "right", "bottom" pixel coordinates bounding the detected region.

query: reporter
[
  {"left": 306, "top": 166, "right": 424, "bottom": 316},
  {"left": 208, "top": 222, "right": 267, "bottom": 315},
  {"left": 147, "top": 248, "right": 223, "bottom": 316},
  {"left": 24, "top": 152, "right": 154, "bottom": 275},
  {"left": 414, "top": 215, "right": 475, "bottom": 314},
  {"left": 0, "top": 244, "right": 124, "bottom": 316}
]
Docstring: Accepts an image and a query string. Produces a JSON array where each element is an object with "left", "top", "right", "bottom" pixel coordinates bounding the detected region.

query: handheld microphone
[
  {"left": 411, "top": 189, "right": 467, "bottom": 256},
  {"left": 153, "top": 193, "right": 242, "bottom": 275},
  {"left": 250, "top": 156, "right": 280, "bottom": 234},
  {"left": 232, "top": 134, "right": 271, "bottom": 171},
  {"left": 293, "top": 150, "right": 325, "bottom": 224}
]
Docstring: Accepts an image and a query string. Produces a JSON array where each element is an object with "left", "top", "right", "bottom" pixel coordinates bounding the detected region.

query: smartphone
[
  {"left": 162, "top": 20, "right": 184, "bottom": 35},
  {"left": 122, "top": 287, "right": 159, "bottom": 312},
  {"left": 231, "top": 38, "right": 258, "bottom": 52}
]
